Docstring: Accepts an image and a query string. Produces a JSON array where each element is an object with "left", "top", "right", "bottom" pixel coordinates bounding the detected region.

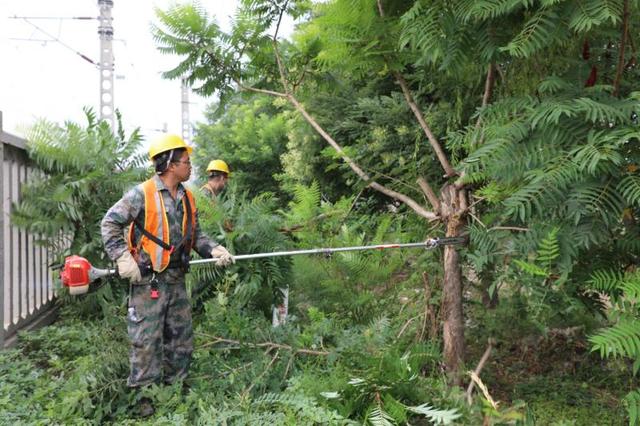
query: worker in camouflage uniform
[
  {"left": 101, "top": 134, "right": 234, "bottom": 417},
  {"left": 200, "top": 159, "right": 230, "bottom": 198}
]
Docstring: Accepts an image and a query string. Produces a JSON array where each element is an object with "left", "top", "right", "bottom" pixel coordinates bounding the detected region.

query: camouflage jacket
[
  {"left": 101, "top": 175, "right": 217, "bottom": 278},
  {"left": 200, "top": 183, "right": 215, "bottom": 199}
]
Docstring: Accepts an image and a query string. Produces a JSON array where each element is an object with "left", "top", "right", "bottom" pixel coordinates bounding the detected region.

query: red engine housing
[{"left": 60, "top": 255, "right": 92, "bottom": 289}]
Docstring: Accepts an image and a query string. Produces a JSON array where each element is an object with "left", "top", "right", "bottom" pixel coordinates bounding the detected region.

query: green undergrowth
[
  {"left": 1, "top": 256, "right": 631, "bottom": 424},
  {"left": 0, "top": 289, "right": 456, "bottom": 424},
  {"left": 465, "top": 287, "right": 631, "bottom": 425},
  {"left": 3, "top": 184, "right": 632, "bottom": 424}
]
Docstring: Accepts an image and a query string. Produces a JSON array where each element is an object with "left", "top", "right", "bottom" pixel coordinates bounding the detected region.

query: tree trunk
[
  {"left": 442, "top": 222, "right": 465, "bottom": 384},
  {"left": 440, "top": 184, "right": 466, "bottom": 385}
]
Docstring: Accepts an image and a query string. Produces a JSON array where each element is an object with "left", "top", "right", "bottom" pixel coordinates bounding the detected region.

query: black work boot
[{"left": 137, "top": 397, "right": 155, "bottom": 418}]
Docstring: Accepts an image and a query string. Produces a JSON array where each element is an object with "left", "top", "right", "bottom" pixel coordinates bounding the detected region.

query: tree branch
[
  {"left": 375, "top": 0, "right": 455, "bottom": 177},
  {"left": 488, "top": 226, "right": 529, "bottom": 232},
  {"left": 459, "top": 187, "right": 468, "bottom": 212},
  {"left": 258, "top": 16, "right": 439, "bottom": 221},
  {"left": 287, "top": 94, "right": 438, "bottom": 221},
  {"left": 292, "top": 61, "right": 312, "bottom": 91},
  {"left": 474, "top": 62, "right": 496, "bottom": 132},
  {"left": 279, "top": 213, "right": 332, "bottom": 234},
  {"left": 236, "top": 81, "right": 288, "bottom": 97},
  {"left": 481, "top": 63, "right": 496, "bottom": 110},
  {"left": 466, "top": 338, "right": 495, "bottom": 405},
  {"left": 455, "top": 62, "right": 496, "bottom": 189},
  {"left": 237, "top": 58, "right": 437, "bottom": 220},
  {"left": 417, "top": 177, "right": 441, "bottom": 213},
  {"left": 272, "top": 3, "right": 292, "bottom": 94},
  {"left": 613, "top": 0, "right": 630, "bottom": 97},
  {"left": 468, "top": 211, "right": 486, "bottom": 228},
  {"left": 197, "top": 333, "right": 330, "bottom": 356},
  {"left": 396, "top": 315, "right": 419, "bottom": 339},
  {"left": 243, "top": 350, "right": 280, "bottom": 396},
  {"left": 394, "top": 71, "right": 456, "bottom": 177},
  {"left": 273, "top": 1, "right": 289, "bottom": 42},
  {"left": 417, "top": 271, "right": 438, "bottom": 342},
  {"left": 376, "top": 0, "right": 456, "bottom": 176}
]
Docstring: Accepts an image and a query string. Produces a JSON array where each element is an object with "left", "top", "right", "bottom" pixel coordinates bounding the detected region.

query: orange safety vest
[{"left": 127, "top": 178, "right": 197, "bottom": 272}]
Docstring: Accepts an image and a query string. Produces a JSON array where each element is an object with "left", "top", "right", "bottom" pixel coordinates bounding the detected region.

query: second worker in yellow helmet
[{"left": 201, "top": 159, "right": 230, "bottom": 198}]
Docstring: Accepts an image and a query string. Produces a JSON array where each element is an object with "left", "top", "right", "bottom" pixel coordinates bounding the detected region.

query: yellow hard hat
[
  {"left": 206, "top": 159, "right": 230, "bottom": 175},
  {"left": 149, "top": 134, "right": 193, "bottom": 160}
]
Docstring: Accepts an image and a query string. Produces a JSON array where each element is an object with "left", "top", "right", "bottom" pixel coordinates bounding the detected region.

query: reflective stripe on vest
[{"left": 128, "top": 178, "right": 197, "bottom": 272}]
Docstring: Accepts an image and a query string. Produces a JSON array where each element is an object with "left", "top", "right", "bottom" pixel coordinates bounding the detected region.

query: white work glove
[
  {"left": 117, "top": 251, "right": 142, "bottom": 283},
  {"left": 211, "top": 245, "right": 234, "bottom": 267}
]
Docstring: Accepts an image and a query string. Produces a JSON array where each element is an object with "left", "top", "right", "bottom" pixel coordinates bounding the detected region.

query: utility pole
[
  {"left": 98, "top": 0, "right": 115, "bottom": 129},
  {"left": 181, "top": 78, "right": 191, "bottom": 143}
]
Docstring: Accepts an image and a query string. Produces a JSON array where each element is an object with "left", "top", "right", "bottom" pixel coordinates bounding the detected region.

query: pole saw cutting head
[{"left": 60, "top": 255, "right": 115, "bottom": 295}]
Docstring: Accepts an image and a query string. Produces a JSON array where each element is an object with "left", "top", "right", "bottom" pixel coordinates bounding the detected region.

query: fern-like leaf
[
  {"left": 590, "top": 319, "right": 640, "bottom": 359},
  {"left": 502, "top": 9, "right": 565, "bottom": 58},
  {"left": 537, "top": 227, "right": 560, "bottom": 267},
  {"left": 618, "top": 175, "right": 640, "bottom": 207},
  {"left": 406, "top": 403, "right": 462, "bottom": 425},
  {"left": 587, "top": 269, "right": 624, "bottom": 292},
  {"left": 367, "top": 403, "right": 395, "bottom": 426},
  {"left": 514, "top": 259, "right": 549, "bottom": 277},
  {"left": 625, "top": 389, "right": 640, "bottom": 426},
  {"left": 568, "top": 0, "right": 623, "bottom": 33}
]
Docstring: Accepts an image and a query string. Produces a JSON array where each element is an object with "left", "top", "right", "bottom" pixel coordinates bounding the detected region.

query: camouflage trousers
[{"left": 126, "top": 276, "right": 193, "bottom": 388}]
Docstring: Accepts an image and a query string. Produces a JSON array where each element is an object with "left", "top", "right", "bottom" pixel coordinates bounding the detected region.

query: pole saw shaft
[
  {"left": 61, "top": 237, "right": 465, "bottom": 294},
  {"left": 190, "top": 238, "right": 461, "bottom": 266}
]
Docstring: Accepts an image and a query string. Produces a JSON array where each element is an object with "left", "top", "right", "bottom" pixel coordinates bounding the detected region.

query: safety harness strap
[{"left": 133, "top": 194, "right": 194, "bottom": 254}]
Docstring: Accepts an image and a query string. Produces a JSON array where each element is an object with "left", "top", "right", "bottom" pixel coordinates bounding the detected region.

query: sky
[{"left": 0, "top": 1, "right": 249, "bottom": 144}]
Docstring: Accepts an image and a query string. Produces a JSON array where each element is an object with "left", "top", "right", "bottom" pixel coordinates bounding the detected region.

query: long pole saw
[{"left": 60, "top": 237, "right": 465, "bottom": 295}]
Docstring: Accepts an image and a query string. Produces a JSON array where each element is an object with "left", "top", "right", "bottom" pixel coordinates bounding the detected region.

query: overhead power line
[
  {"left": 9, "top": 37, "right": 54, "bottom": 43},
  {"left": 12, "top": 17, "right": 98, "bottom": 67},
  {"left": 9, "top": 15, "right": 96, "bottom": 20},
  {"left": 10, "top": 4, "right": 116, "bottom": 129}
]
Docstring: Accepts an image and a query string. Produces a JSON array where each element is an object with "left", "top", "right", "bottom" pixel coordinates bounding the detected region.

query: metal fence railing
[{"left": 1, "top": 112, "right": 57, "bottom": 348}]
